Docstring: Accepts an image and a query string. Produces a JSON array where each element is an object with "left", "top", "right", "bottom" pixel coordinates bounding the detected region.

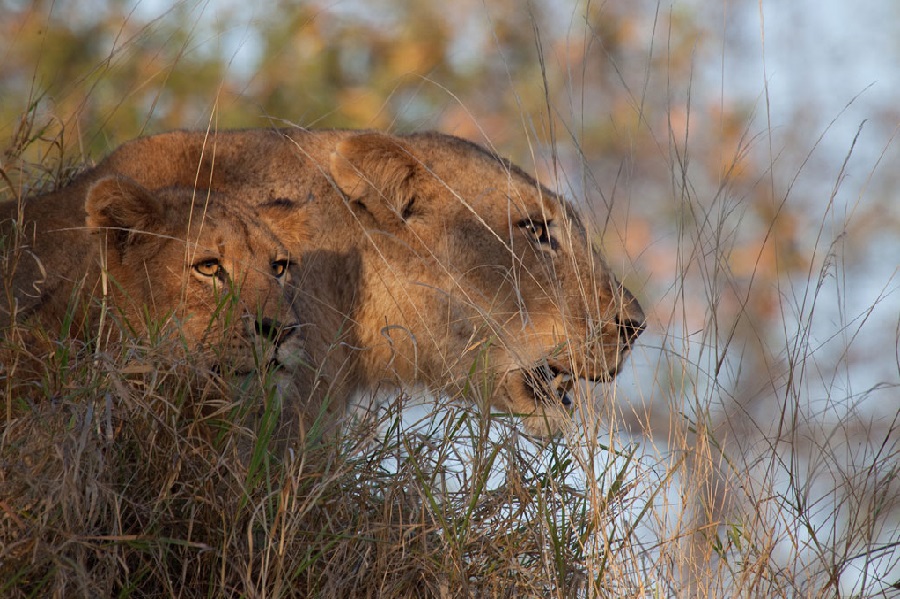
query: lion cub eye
[
  {"left": 193, "top": 258, "right": 224, "bottom": 278},
  {"left": 271, "top": 258, "right": 292, "bottom": 278},
  {"left": 518, "top": 218, "right": 559, "bottom": 251}
]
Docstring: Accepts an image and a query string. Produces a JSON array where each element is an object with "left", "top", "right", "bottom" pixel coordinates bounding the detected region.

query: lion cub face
[
  {"left": 85, "top": 176, "right": 304, "bottom": 374},
  {"left": 330, "top": 132, "right": 645, "bottom": 436}
]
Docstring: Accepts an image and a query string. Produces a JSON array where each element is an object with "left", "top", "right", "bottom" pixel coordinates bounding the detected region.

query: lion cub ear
[
  {"left": 329, "top": 133, "right": 419, "bottom": 225},
  {"left": 85, "top": 175, "right": 164, "bottom": 250}
]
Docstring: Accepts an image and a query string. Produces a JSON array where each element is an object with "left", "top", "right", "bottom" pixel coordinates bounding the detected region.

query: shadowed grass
[{"left": 1, "top": 322, "right": 658, "bottom": 597}]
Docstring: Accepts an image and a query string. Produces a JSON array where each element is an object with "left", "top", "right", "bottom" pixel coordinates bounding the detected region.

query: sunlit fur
[
  {"left": 20, "top": 128, "right": 645, "bottom": 436},
  {"left": 1, "top": 175, "right": 304, "bottom": 374}
]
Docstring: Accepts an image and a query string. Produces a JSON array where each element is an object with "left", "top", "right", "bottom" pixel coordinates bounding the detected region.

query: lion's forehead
[
  {"left": 168, "top": 216, "right": 284, "bottom": 271},
  {"left": 431, "top": 160, "right": 570, "bottom": 221}
]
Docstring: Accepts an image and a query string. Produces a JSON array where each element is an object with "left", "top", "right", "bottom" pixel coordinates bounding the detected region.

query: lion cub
[{"left": 1, "top": 174, "right": 303, "bottom": 373}]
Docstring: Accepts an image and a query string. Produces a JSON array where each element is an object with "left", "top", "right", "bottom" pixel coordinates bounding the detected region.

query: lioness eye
[
  {"left": 194, "top": 258, "right": 223, "bottom": 277},
  {"left": 272, "top": 259, "right": 292, "bottom": 277},
  {"left": 518, "top": 218, "right": 559, "bottom": 250}
]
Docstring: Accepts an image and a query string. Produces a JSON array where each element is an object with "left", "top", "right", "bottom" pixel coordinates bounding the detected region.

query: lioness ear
[
  {"left": 329, "top": 133, "right": 419, "bottom": 224},
  {"left": 85, "top": 175, "right": 164, "bottom": 251}
]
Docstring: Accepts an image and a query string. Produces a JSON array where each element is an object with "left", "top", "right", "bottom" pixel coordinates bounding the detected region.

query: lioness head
[
  {"left": 324, "top": 131, "right": 644, "bottom": 436},
  {"left": 84, "top": 175, "right": 304, "bottom": 374}
]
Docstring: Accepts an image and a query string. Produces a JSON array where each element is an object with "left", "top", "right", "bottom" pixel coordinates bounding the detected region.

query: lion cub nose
[
  {"left": 254, "top": 317, "right": 290, "bottom": 344},
  {"left": 255, "top": 317, "right": 278, "bottom": 339}
]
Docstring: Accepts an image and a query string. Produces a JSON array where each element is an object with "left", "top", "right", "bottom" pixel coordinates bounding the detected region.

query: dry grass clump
[
  {"left": 2, "top": 328, "right": 275, "bottom": 594},
  {"left": 0, "top": 321, "right": 647, "bottom": 597}
]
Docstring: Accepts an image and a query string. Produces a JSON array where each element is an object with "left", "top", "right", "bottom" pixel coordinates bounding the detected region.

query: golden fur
[
  {"left": 1, "top": 174, "right": 304, "bottom": 374},
  {"left": 5, "top": 129, "right": 644, "bottom": 436}
]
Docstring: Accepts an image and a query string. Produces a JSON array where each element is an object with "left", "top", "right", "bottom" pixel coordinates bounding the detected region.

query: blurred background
[{"left": 2, "top": 0, "right": 898, "bottom": 594}]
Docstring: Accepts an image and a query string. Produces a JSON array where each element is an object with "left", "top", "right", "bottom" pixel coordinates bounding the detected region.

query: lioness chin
[{"left": 5, "top": 128, "right": 645, "bottom": 437}]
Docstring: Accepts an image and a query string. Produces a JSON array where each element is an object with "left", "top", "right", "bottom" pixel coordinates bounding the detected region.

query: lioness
[
  {"left": 8, "top": 129, "right": 644, "bottom": 436},
  {"left": 0, "top": 174, "right": 303, "bottom": 374}
]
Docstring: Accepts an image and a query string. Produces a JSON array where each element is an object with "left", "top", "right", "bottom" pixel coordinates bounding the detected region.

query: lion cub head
[
  {"left": 327, "top": 132, "right": 645, "bottom": 436},
  {"left": 84, "top": 176, "right": 304, "bottom": 374}
]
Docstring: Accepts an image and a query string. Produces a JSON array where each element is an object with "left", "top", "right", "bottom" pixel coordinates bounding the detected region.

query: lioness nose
[
  {"left": 615, "top": 316, "right": 646, "bottom": 346},
  {"left": 615, "top": 285, "right": 645, "bottom": 346}
]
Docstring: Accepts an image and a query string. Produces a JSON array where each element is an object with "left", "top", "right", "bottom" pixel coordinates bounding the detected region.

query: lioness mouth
[{"left": 522, "top": 363, "right": 575, "bottom": 407}]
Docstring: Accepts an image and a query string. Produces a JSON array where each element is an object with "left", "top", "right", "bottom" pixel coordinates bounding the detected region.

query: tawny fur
[
  {"left": 1, "top": 174, "right": 303, "bottom": 374},
  {"left": 2, "top": 128, "right": 644, "bottom": 436}
]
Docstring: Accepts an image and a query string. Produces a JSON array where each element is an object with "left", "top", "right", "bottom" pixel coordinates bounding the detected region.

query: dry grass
[
  {"left": 3, "top": 92, "right": 900, "bottom": 599},
  {"left": 0, "top": 321, "right": 653, "bottom": 597}
]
